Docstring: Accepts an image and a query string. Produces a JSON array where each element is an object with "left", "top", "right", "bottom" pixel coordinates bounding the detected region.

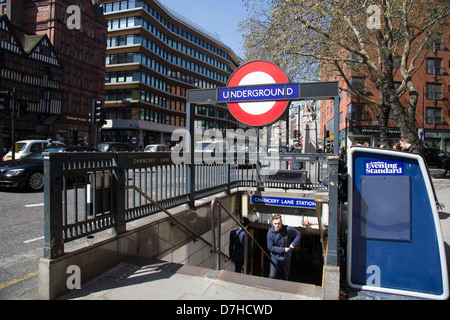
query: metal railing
[
  {"left": 126, "top": 184, "right": 230, "bottom": 263},
  {"left": 43, "top": 151, "right": 336, "bottom": 259},
  {"left": 210, "top": 197, "right": 274, "bottom": 273}
]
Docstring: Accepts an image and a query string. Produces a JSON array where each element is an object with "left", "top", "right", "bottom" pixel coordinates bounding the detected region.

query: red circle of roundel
[{"left": 227, "top": 61, "right": 289, "bottom": 127}]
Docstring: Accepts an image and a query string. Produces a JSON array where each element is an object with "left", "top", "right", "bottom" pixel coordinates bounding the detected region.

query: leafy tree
[{"left": 240, "top": 0, "right": 449, "bottom": 146}]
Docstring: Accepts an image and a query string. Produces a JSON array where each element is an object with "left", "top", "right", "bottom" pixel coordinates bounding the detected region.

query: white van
[
  {"left": 2, "top": 140, "right": 65, "bottom": 161},
  {"left": 144, "top": 144, "right": 170, "bottom": 152},
  {"left": 195, "top": 140, "right": 226, "bottom": 153}
]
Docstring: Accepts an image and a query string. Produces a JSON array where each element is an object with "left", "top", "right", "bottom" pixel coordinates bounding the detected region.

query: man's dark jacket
[
  {"left": 267, "top": 224, "right": 301, "bottom": 261},
  {"left": 229, "top": 228, "right": 253, "bottom": 264}
]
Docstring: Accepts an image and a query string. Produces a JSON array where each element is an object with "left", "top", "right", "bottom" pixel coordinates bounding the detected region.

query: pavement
[
  {"left": 59, "top": 257, "right": 323, "bottom": 300},
  {"left": 58, "top": 168, "right": 450, "bottom": 301}
]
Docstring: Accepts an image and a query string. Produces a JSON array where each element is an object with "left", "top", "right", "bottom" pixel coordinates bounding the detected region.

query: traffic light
[
  {"left": 0, "top": 90, "right": 10, "bottom": 112},
  {"left": 98, "top": 108, "right": 107, "bottom": 127},
  {"left": 90, "top": 100, "right": 106, "bottom": 127},
  {"left": 17, "top": 99, "right": 29, "bottom": 117},
  {"left": 94, "top": 100, "right": 102, "bottom": 124},
  {"left": 89, "top": 111, "right": 94, "bottom": 124}
]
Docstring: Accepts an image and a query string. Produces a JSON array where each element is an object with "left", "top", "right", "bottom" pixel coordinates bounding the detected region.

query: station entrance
[
  {"left": 249, "top": 225, "right": 324, "bottom": 286},
  {"left": 185, "top": 62, "right": 342, "bottom": 299}
]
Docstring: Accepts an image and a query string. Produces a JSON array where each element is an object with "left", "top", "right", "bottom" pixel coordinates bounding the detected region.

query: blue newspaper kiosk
[{"left": 347, "top": 147, "right": 448, "bottom": 300}]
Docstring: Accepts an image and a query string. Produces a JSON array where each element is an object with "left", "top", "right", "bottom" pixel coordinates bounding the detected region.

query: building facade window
[
  {"left": 426, "top": 107, "right": 442, "bottom": 125},
  {"left": 348, "top": 102, "right": 366, "bottom": 121},
  {"left": 427, "top": 34, "right": 442, "bottom": 51},
  {"left": 350, "top": 77, "right": 366, "bottom": 94},
  {"left": 426, "top": 83, "right": 443, "bottom": 100},
  {"left": 426, "top": 58, "right": 442, "bottom": 75}
]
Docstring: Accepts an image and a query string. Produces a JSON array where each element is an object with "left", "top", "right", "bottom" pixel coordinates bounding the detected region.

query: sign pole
[
  {"left": 186, "top": 102, "right": 195, "bottom": 208},
  {"left": 333, "top": 96, "right": 340, "bottom": 155},
  {"left": 11, "top": 88, "right": 16, "bottom": 161}
]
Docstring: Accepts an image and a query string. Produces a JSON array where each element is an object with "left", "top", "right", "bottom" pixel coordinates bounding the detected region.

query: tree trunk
[{"left": 378, "top": 101, "right": 391, "bottom": 147}]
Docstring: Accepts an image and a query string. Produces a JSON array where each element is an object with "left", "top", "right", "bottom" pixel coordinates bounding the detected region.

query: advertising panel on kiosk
[{"left": 347, "top": 147, "right": 449, "bottom": 300}]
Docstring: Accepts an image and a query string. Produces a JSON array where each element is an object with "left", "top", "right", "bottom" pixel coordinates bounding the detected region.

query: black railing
[{"left": 43, "top": 151, "right": 337, "bottom": 259}]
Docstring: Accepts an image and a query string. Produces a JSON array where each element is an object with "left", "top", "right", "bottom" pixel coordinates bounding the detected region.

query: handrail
[
  {"left": 211, "top": 197, "right": 276, "bottom": 273},
  {"left": 315, "top": 198, "right": 328, "bottom": 260},
  {"left": 124, "top": 185, "right": 230, "bottom": 261}
]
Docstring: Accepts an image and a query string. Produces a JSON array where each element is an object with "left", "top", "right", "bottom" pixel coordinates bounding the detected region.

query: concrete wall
[
  {"left": 38, "top": 193, "right": 239, "bottom": 300},
  {"left": 158, "top": 217, "right": 236, "bottom": 271}
]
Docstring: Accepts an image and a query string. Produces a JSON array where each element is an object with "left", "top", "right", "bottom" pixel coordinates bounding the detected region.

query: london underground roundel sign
[{"left": 220, "top": 61, "right": 293, "bottom": 127}]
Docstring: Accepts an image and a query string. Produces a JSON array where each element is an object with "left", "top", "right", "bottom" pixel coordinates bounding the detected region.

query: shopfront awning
[{"left": 41, "top": 115, "right": 61, "bottom": 126}]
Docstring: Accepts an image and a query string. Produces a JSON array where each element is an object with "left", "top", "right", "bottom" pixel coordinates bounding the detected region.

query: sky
[{"left": 157, "top": 0, "right": 249, "bottom": 58}]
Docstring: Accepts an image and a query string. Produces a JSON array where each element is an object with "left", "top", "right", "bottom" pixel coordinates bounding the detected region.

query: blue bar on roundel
[{"left": 218, "top": 84, "right": 300, "bottom": 103}]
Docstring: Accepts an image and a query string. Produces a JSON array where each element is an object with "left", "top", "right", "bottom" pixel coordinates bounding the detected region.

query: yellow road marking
[{"left": 0, "top": 270, "right": 39, "bottom": 290}]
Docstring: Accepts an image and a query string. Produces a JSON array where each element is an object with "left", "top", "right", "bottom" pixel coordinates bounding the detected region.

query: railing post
[
  {"left": 210, "top": 198, "right": 222, "bottom": 270},
  {"left": 315, "top": 198, "right": 328, "bottom": 261},
  {"left": 210, "top": 198, "right": 217, "bottom": 255},
  {"left": 114, "top": 153, "right": 126, "bottom": 235},
  {"left": 43, "top": 153, "right": 64, "bottom": 259},
  {"left": 323, "top": 155, "right": 340, "bottom": 300},
  {"left": 326, "top": 155, "right": 339, "bottom": 266},
  {"left": 217, "top": 204, "right": 222, "bottom": 270},
  {"left": 244, "top": 232, "right": 248, "bottom": 274}
]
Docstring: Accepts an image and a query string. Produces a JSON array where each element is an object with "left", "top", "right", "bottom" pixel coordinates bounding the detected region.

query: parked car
[
  {"left": 423, "top": 148, "right": 446, "bottom": 167},
  {"left": 97, "top": 142, "right": 135, "bottom": 152},
  {"left": 144, "top": 144, "right": 169, "bottom": 152},
  {"left": 195, "top": 140, "right": 226, "bottom": 153},
  {"left": 2, "top": 139, "right": 65, "bottom": 161},
  {"left": 0, "top": 145, "right": 99, "bottom": 191},
  {"left": 228, "top": 143, "right": 261, "bottom": 166}
]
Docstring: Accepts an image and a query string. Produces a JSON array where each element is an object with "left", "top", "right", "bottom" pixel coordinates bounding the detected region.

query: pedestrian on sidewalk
[
  {"left": 267, "top": 214, "right": 301, "bottom": 280},
  {"left": 399, "top": 136, "right": 424, "bottom": 156},
  {"left": 441, "top": 152, "right": 450, "bottom": 177},
  {"left": 229, "top": 217, "right": 253, "bottom": 274},
  {"left": 393, "top": 143, "right": 401, "bottom": 150}
]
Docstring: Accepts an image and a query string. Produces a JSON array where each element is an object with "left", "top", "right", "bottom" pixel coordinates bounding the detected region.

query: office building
[{"left": 101, "top": 0, "right": 241, "bottom": 147}]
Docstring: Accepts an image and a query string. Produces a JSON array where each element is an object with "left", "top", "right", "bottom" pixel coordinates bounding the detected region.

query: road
[
  {"left": 0, "top": 167, "right": 449, "bottom": 300},
  {"left": 0, "top": 189, "right": 44, "bottom": 299}
]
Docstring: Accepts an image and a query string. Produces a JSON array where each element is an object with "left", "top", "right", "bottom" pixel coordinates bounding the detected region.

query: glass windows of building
[
  {"left": 104, "top": 9, "right": 236, "bottom": 72},
  {"left": 426, "top": 83, "right": 443, "bottom": 100},
  {"left": 106, "top": 34, "right": 228, "bottom": 83},
  {"left": 350, "top": 77, "right": 366, "bottom": 95},
  {"left": 426, "top": 107, "right": 442, "bottom": 125},
  {"left": 348, "top": 102, "right": 366, "bottom": 121},
  {"left": 105, "top": 56, "right": 220, "bottom": 90},
  {"left": 426, "top": 58, "right": 443, "bottom": 75}
]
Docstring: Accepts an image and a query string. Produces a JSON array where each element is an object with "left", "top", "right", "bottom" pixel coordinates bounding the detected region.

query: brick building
[
  {"left": 2, "top": 0, "right": 107, "bottom": 146},
  {"left": 320, "top": 23, "right": 449, "bottom": 152},
  {"left": 0, "top": 13, "right": 62, "bottom": 154}
]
